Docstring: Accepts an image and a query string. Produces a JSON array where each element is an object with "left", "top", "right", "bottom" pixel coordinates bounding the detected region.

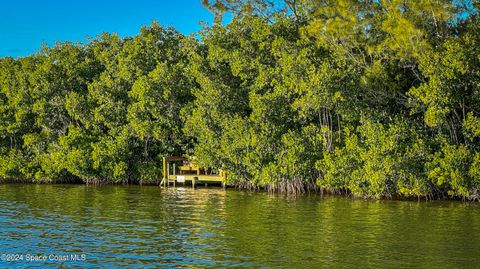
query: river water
[{"left": 0, "top": 184, "right": 479, "bottom": 268}]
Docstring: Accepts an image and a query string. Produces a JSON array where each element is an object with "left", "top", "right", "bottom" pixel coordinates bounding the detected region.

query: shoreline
[{"left": 1, "top": 180, "right": 477, "bottom": 203}]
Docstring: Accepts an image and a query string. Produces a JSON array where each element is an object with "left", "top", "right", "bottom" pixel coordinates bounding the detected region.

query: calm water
[{"left": 0, "top": 184, "right": 479, "bottom": 268}]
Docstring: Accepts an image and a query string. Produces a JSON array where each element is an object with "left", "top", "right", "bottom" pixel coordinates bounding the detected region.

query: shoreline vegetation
[{"left": 1, "top": 0, "right": 480, "bottom": 200}]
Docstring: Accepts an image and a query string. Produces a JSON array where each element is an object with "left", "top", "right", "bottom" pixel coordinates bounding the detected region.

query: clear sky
[{"left": 0, "top": 0, "right": 215, "bottom": 58}]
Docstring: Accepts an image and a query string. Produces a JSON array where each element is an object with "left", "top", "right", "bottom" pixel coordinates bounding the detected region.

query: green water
[{"left": 0, "top": 184, "right": 479, "bottom": 268}]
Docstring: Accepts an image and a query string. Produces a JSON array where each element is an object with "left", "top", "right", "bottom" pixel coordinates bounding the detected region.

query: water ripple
[{"left": 0, "top": 185, "right": 479, "bottom": 268}]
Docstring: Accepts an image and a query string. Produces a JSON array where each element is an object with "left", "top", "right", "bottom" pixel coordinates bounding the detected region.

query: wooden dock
[{"left": 160, "top": 156, "right": 226, "bottom": 188}]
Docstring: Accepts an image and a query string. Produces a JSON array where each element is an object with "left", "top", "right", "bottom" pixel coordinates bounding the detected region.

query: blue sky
[{"left": 0, "top": 0, "right": 216, "bottom": 58}]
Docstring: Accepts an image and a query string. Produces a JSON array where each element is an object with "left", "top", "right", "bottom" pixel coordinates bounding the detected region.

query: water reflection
[{"left": 0, "top": 184, "right": 479, "bottom": 268}]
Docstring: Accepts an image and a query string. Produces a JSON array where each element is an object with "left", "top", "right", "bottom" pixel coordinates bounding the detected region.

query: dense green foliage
[
  {"left": 1, "top": 1, "right": 480, "bottom": 199},
  {"left": 0, "top": 23, "right": 193, "bottom": 184}
]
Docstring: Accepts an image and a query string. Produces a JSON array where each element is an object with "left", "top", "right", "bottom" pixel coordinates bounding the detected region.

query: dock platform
[{"left": 160, "top": 156, "right": 226, "bottom": 188}]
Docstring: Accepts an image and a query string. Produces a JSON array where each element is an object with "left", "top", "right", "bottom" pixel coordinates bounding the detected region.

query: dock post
[
  {"left": 173, "top": 163, "right": 176, "bottom": 187},
  {"left": 162, "top": 157, "right": 167, "bottom": 187},
  {"left": 221, "top": 169, "right": 226, "bottom": 189},
  {"left": 167, "top": 162, "right": 170, "bottom": 187}
]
